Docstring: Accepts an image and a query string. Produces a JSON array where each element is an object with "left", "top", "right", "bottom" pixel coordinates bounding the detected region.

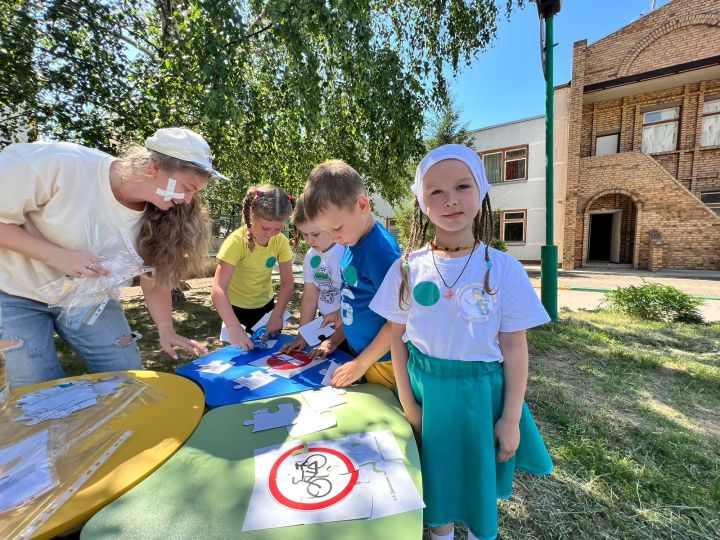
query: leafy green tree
[{"left": 1, "top": 0, "right": 525, "bottom": 227}]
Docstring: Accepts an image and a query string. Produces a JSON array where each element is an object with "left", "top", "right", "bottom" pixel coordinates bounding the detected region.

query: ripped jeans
[{"left": 0, "top": 291, "right": 142, "bottom": 390}]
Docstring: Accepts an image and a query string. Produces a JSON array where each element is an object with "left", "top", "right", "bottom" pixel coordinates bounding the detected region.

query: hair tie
[
  {"left": 253, "top": 188, "right": 260, "bottom": 199},
  {"left": 288, "top": 195, "right": 295, "bottom": 203}
]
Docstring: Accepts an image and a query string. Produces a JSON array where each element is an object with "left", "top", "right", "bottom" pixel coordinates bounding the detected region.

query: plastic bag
[
  {"left": 38, "top": 210, "right": 153, "bottom": 329},
  {"left": 0, "top": 338, "right": 23, "bottom": 414},
  {"left": 0, "top": 374, "right": 163, "bottom": 539}
]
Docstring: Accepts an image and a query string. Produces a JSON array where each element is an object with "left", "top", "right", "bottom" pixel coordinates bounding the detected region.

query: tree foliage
[{"left": 1, "top": 0, "right": 525, "bottom": 224}]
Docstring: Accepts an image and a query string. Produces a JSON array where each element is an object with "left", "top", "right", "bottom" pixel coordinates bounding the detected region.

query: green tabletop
[{"left": 81, "top": 384, "right": 423, "bottom": 539}]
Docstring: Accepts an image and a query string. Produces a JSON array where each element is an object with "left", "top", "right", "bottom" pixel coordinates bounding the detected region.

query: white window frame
[
  {"left": 700, "top": 190, "right": 720, "bottom": 216},
  {"left": 701, "top": 98, "right": 720, "bottom": 148},
  {"left": 641, "top": 106, "right": 680, "bottom": 154}
]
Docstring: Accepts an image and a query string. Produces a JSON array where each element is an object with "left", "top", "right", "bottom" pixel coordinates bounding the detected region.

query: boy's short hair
[
  {"left": 303, "top": 159, "right": 367, "bottom": 221},
  {"left": 291, "top": 196, "right": 308, "bottom": 227}
]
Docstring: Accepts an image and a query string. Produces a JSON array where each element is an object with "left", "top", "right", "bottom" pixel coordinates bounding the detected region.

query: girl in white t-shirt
[
  {"left": 280, "top": 197, "right": 348, "bottom": 358},
  {"left": 370, "top": 144, "right": 553, "bottom": 540}
]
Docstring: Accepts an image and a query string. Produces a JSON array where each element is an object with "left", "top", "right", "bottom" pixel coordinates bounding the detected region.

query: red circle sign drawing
[
  {"left": 268, "top": 445, "right": 359, "bottom": 511},
  {"left": 267, "top": 351, "right": 312, "bottom": 371}
]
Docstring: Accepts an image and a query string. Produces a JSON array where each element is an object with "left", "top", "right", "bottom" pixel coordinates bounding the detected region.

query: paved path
[{"left": 526, "top": 266, "right": 720, "bottom": 322}]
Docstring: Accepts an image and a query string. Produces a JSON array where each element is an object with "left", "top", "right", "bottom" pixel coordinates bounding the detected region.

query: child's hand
[
  {"left": 265, "top": 313, "right": 284, "bottom": 337},
  {"left": 321, "top": 310, "right": 341, "bottom": 330},
  {"left": 229, "top": 328, "right": 254, "bottom": 351},
  {"left": 330, "top": 359, "right": 365, "bottom": 387},
  {"left": 494, "top": 417, "right": 520, "bottom": 462},
  {"left": 279, "top": 335, "right": 307, "bottom": 354},
  {"left": 308, "top": 338, "right": 338, "bottom": 360}
]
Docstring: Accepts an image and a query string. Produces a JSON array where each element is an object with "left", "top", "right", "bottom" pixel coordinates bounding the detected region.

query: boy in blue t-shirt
[{"left": 301, "top": 160, "right": 401, "bottom": 390}]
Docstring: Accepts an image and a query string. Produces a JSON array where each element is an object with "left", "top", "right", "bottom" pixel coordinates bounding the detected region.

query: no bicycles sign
[{"left": 268, "top": 444, "right": 359, "bottom": 511}]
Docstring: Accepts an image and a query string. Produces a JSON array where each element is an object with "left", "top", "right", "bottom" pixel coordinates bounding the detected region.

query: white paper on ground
[
  {"left": 243, "top": 403, "right": 298, "bottom": 432},
  {"left": 300, "top": 386, "right": 347, "bottom": 412},
  {"left": 251, "top": 309, "right": 292, "bottom": 332},
  {"left": 320, "top": 360, "right": 340, "bottom": 386},
  {"left": 287, "top": 407, "right": 337, "bottom": 438},
  {"left": 233, "top": 370, "right": 276, "bottom": 391},
  {"left": 0, "top": 430, "right": 57, "bottom": 513},
  {"left": 298, "top": 316, "right": 335, "bottom": 347}
]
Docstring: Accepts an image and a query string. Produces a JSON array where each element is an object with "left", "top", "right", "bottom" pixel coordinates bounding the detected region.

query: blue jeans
[{"left": 0, "top": 291, "right": 142, "bottom": 390}]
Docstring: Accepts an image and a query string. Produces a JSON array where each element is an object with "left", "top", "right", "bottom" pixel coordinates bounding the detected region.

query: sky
[{"left": 449, "top": 0, "right": 673, "bottom": 131}]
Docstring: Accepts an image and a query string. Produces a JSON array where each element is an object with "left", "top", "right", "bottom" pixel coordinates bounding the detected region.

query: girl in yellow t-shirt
[{"left": 211, "top": 185, "right": 295, "bottom": 351}]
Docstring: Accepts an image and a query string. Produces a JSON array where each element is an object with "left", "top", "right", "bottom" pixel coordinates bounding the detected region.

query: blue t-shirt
[{"left": 340, "top": 221, "right": 401, "bottom": 360}]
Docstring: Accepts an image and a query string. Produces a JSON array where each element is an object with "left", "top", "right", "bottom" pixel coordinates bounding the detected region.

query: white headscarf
[{"left": 411, "top": 144, "right": 491, "bottom": 215}]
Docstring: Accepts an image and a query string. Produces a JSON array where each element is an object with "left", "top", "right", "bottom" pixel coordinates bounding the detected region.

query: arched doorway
[{"left": 583, "top": 191, "right": 640, "bottom": 266}]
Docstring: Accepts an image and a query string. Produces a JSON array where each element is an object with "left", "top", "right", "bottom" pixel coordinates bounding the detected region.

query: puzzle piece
[
  {"left": 298, "top": 316, "right": 335, "bottom": 347},
  {"left": 233, "top": 370, "right": 276, "bottom": 391},
  {"left": 243, "top": 403, "right": 298, "bottom": 432},
  {"left": 300, "top": 386, "right": 347, "bottom": 412},
  {"left": 287, "top": 407, "right": 337, "bottom": 438},
  {"left": 198, "top": 360, "right": 234, "bottom": 375},
  {"left": 320, "top": 360, "right": 340, "bottom": 386}
]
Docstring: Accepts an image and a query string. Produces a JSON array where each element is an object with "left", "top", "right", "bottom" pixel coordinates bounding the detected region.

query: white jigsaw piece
[
  {"left": 242, "top": 403, "right": 298, "bottom": 432},
  {"left": 233, "top": 370, "right": 276, "bottom": 391}
]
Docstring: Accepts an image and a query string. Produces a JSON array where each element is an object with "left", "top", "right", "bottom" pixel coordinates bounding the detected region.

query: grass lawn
[{"left": 56, "top": 278, "right": 720, "bottom": 539}]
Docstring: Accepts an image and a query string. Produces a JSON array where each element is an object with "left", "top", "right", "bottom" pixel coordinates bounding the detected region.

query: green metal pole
[{"left": 540, "top": 14, "right": 558, "bottom": 321}]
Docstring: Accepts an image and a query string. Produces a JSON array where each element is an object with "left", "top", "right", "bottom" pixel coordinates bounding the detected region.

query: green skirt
[{"left": 407, "top": 342, "right": 553, "bottom": 540}]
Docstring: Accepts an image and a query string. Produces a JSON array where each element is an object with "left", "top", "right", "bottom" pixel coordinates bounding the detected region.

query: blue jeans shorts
[{"left": 0, "top": 291, "right": 143, "bottom": 390}]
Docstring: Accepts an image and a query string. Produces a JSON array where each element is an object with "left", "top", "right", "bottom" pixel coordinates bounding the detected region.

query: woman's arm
[
  {"left": 140, "top": 275, "right": 207, "bottom": 359},
  {"left": 0, "top": 222, "right": 108, "bottom": 278}
]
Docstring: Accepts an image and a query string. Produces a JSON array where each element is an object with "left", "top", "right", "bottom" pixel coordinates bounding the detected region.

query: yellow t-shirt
[{"left": 217, "top": 225, "right": 294, "bottom": 308}]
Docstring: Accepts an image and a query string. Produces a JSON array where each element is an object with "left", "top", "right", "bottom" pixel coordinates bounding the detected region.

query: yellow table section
[{"left": 15, "top": 370, "right": 205, "bottom": 540}]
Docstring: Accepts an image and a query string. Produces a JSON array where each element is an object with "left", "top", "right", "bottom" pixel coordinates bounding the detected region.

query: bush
[
  {"left": 603, "top": 282, "right": 704, "bottom": 324},
  {"left": 491, "top": 238, "right": 508, "bottom": 252}
]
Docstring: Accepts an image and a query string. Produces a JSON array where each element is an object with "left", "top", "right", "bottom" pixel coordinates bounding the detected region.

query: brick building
[{"left": 563, "top": 0, "right": 720, "bottom": 271}]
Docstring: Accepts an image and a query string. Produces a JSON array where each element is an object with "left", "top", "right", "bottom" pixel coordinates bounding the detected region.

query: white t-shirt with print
[
  {"left": 0, "top": 142, "right": 144, "bottom": 304},
  {"left": 369, "top": 244, "right": 549, "bottom": 362},
  {"left": 302, "top": 243, "right": 345, "bottom": 316}
]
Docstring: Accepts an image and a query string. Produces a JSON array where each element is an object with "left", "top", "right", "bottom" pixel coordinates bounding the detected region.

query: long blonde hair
[
  {"left": 399, "top": 194, "right": 495, "bottom": 308},
  {"left": 121, "top": 146, "right": 211, "bottom": 288}
]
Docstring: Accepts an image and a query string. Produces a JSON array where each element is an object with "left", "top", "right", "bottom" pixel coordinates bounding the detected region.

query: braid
[
  {"left": 399, "top": 200, "right": 430, "bottom": 308},
  {"left": 242, "top": 189, "right": 256, "bottom": 251},
  {"left": 477, "top": 194, "right": 497, "bottom": 295},
  {"left": 241, "top": 185, "right": 294, "bottom": 251}
]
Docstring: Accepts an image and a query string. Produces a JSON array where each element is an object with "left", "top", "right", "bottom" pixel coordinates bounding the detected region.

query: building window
[
  {"left": 481, "top": 147, "right": 527, "bottom": 183},
  {"left": 701, "top": 99, "right": 720, "bottom": 148},
  {"left": 641, "top": 106, "right": 679, "bottom": 154},
  {"left": 500, "top": 210, "right": 526, "bottom": 243},
  {"left": 700, "top": 190, "right": 720, "bottom": 216},
  {"left": 596, "top": 133, "right": 619, "bottom": 156}
]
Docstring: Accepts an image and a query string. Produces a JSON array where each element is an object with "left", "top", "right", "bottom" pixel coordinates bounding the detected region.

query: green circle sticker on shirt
[
  {"left": 310, "top": 255, "right": 322, "bottom": 268},
  {"left": 413, "top": 281, "right": 441, "bottom": 307},
  {"left": 265, "top": 256, "right": 277, "bottom": 268},
  {"left": 343, "top": 265, "right": 358, "bottom": 287}
]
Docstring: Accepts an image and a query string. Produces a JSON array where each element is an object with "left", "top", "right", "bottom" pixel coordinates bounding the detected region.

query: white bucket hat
[{"left": 145, "top": 127, "right": 229, "bottom": 181}]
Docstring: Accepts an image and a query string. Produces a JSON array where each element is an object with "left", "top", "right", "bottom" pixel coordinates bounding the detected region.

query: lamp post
[{"left": 537, "top": 0, "right": 561, "bottom": 321}]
